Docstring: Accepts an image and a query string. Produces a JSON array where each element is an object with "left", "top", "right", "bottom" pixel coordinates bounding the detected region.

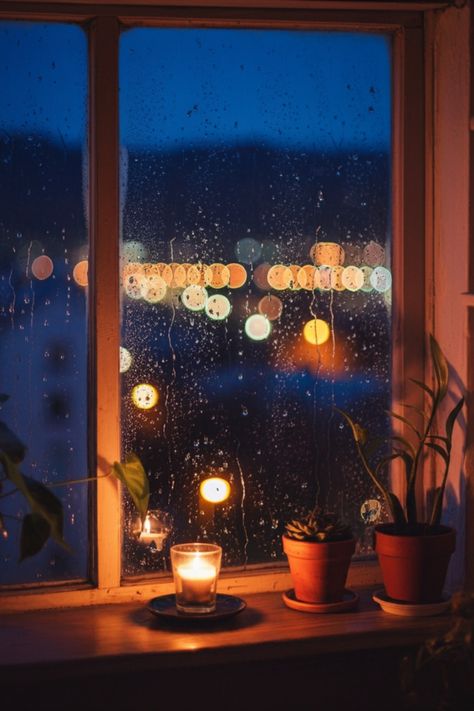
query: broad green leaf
[
  {"left": 20, "top": 513, "right": 51, "bottom": 561},
  {"left": 0, "top": 421, "right": 26, "bottom": 463},
  {"left": 23, "top": 476, "right": 67, "bottom": 548},
  {"left": 430, "top": 335, "right": 449, "bottom": 400},
  {"left": 409, "top": 378, "right": 434, "bottom": 400},
  {"left": 446, "top": 397, "right": 464, "bottom": 443},
  {"left": 426, "top": 442, "right": 449, "bottom": 465},
  {"left": 387, "top": 410, "right": 421, "bottom": 440},
  {"left": 112, "top": 453, "right": 149, "bottom": 522},
  {"left": 334, "top": 408, "right": 367, "bottom": 444}
]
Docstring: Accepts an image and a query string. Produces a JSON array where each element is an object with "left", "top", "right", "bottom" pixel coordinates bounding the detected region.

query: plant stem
[{"left": 47, "top": 471, "right": 111, "bottom": 488}]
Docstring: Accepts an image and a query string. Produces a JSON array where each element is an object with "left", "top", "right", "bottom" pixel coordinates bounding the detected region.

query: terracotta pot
[
  {"left": 282, "top": 535, "right": 355, "bottom": 603},
  {"left": 375, "top": 524, "right": 456, "bottom": 603}
]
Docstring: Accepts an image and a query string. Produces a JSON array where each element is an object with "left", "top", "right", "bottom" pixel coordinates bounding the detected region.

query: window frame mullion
[{"left": 89, "top": 15, "right": 122, "bottom": 589}]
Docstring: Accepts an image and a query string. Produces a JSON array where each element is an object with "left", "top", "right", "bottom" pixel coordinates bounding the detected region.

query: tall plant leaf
[
  {"left": 430, "top": 335, "right": 449, "bottom": 400},
  {"left": 446, "top": 397, "right": 464, "bottom": 444},
  {"left": 429, "top": 486, "right": 444, "bottom": 528},
  {"left": 409, "top": 378, "right": 435, "bottom": 400},
  {"left": 426, "top": 442, "right": 449, "bottom": 465},
  {"left": 391, "top": 434, "right": 416, "bottom": 459},
  {"left": 387, "top": 410, "right": 421, "bottom": 440},
  {"left": 112, "top": 453, "right": 149, "bottom": 522}
]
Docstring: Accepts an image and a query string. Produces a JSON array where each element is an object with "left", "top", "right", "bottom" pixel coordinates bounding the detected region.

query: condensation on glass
[
  {"left": 119, "top": 28, "right": 392, "bottom": 575},
  {"left": 0, "top": 22, "right": 89, "bottom": 584}
]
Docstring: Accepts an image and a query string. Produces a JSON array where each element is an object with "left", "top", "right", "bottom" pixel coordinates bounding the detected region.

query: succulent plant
[{"left": 285, "top": 507, "right": 352, "bottom": 543}]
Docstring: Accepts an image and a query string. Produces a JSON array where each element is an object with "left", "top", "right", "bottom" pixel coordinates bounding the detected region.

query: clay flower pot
[
  {"left": 282, "top": 534, "right": 356, "bottom": 603},
  {"left": 375, "top": 524, "right": 456, "bottom": 603}
]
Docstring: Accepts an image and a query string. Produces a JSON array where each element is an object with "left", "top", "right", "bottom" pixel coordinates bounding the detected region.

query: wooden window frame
[{"left": 0, "top": 0, "right": 450, "bottom": 612}]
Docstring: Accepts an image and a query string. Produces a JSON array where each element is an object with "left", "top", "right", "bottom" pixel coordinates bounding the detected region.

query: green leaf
[
  {"left": 409, "top": 378, "right": 435, "bottom": 400},
  {"left": 387, "top": 410, "right": 421, "bottom": 440},
  {"left": 20, "top": 513, "right": 51, "bottom": 561},
  {"left": 430, "top": 335, "right": 449, "bottom": 400},
  {"left": 23, "top": 476, "right": 67, "bottom": 548},
  {"left": 0, "top": 455, "right": 67, "bottom": 550},
  {"left": 111, "top": 453, "right": 149, "bottom": 522},
  {"left": 446, "top": 397, "right": 464, "bottom": 443},
  {"left": 334, "top": 408, "right": 367, "bottom": 444},
  {"left": 0, "top": 421, "right": 26, "bottom": 463},
  {"left": 426, "top": 442, "right": 449, "bottom": 465}
]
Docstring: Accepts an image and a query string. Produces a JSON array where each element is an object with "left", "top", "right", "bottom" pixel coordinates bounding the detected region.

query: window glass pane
[
  {"left": 0, "top": 22, "right": 89, "bottom": 584},
  {"left": 120, "top": 28, "right": 392, "bottom": 575}
]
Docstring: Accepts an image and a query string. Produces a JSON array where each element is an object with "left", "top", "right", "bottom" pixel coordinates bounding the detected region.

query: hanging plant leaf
[
  {"left": 20, "top": 513, "right": 51, "bottom": 561},
  {"left": 112, "top": 453, "right": 149, "bottom": 523},
  {"left": 0, "top": 421, "right": 26, "bottom": 463}
]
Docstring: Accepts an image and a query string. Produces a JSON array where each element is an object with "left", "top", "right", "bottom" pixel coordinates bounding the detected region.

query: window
[
  {"left": 0, "top": 3, "right": 449, "bottom": 608},
  {"left": 119, "top": 27, "right": 393, "bottom": 576},
  {"left": 0, "top": 21, "right": 89, "bottom": 586}
]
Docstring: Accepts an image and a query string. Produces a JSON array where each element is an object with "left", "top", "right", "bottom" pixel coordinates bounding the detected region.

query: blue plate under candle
[{"left": 148, "top": 593, "right": 247, "bottom": 621}]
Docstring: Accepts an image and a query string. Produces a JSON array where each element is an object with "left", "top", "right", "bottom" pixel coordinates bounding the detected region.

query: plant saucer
[
  {"left": 282, "top": 588, "right": 359, "bottom": 613},
  {"left": 372, "top": 589, "right": 451, "bottom": 617}
]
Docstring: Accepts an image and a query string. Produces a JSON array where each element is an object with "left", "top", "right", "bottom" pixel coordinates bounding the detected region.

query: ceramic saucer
[
  {"left": 372, "top": 589, "right": 451, "bottom": 617},
  {"left": 148, "top": 593, "right": 246, "bottom": 622},
  {"left": 282, "top": 588, "right": 359, "bottom": 613}
]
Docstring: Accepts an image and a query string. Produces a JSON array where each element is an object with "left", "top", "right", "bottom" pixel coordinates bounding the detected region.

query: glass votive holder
[{"left": 170, "top": 543, "right": 222, "bottom": 615}]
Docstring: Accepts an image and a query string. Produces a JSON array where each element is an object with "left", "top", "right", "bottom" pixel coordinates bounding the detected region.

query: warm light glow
[
  {"left": 31, "top": 255, "right": 54, "bottom": 280},
  {"left": 227, "top": 263, "right": 248, "bottom": 289},
  {"left": 200, "top": 477, "right": 231, "bottom": 503},
  {"left": 187, "top": 263, "right": 209, "bottom": 286},
  {"left": 363, "top": 240, "right": 385, "bottom": 267},
  {"left": 310, "top": 242, "right": 344, "bottom": 266},
  {"left": 330, "top": 265, "right": 345, "bottom": 291},
  {"left": 303, "top": 318, "right": 330, "bottom": 345},
  {"left": 288, "top": 265, "right": 302, "bottom": 290},
  {"left": 206, "top": 263, "right": 230, "bottom": 289},
  {"left": 370, "top": 266, "right": 392, "bottom": 293},
  {"left": 297, "top": 265, "right": 319, "bottom": 290},
  {"left": 73, "top": 259, "right": 88, "bottom": 287},
  {"left": 341, "top": 265, "right": 364, "bottom": 292},
  {"left": 131, "top": 383, "right": 159, "bottom": 409},
  {"left": 205, "top": 294, "right": 231, "bottom": 320},
  {"left": 120, "top": 346, "right": 132, "bottom": 373},
  {"left": 142, "top": 274, "right": 167, "bottom": 303},
  {"left": 245, "top": 314, "right": 271, "bottom": 341},
  {"left": 267, "top": 264, "right": 291, "bottom": 291},
  {"left": 124, "top": 273, "right": 145, "bottom": 300}
]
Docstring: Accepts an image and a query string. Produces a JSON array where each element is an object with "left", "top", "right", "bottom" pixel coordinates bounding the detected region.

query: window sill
[{"left": 0, "top": 586, "right": 452, "bottom": 708}]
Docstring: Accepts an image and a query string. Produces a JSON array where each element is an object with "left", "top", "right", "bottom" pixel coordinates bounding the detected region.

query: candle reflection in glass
[
  {"left": 171, "top": 543, "right": 222, "bottom": 614},
  {"left": 132, "top": 509, "right": 172, "bottom": 551}
]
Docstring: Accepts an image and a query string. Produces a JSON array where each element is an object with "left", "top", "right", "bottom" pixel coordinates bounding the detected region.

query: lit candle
[
  {"left": 176, "top": 555, "right": 217, "bottom": 604},
  {"left": 137, "top": 513, "right": 168, "bottom": 550},
  {"left": 171, "top": 543, "right": 222, "bottom": 614}
]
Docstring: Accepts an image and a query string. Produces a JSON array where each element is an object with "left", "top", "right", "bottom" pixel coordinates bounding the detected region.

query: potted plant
[
  {"left": 336, "top": 335, "right": 464, "bottom": 604},
  {"left": 282, "top": 507, "right": 355, "bottom": 603}
]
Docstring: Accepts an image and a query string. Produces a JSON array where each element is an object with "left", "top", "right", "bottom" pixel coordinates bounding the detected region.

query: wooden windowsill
[{"left": 0, "top": 587, "right": 451, "bottom": 677}]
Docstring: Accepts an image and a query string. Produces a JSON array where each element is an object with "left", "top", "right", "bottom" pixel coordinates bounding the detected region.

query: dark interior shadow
[{"left": 128, "top": 604, "right": 263, "bottom": 632}]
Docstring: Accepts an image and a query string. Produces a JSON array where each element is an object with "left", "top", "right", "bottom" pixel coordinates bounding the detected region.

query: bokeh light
[
  {"left": 267, "top": 264, "right": 291, "bottom": 291},
  {"left": 227, "top": 262, "right": 247, "bottom": 289},
  {"left": 370, "top": 266, "right": 392, "bottom": 292},
  {"left": 31, "top": 255, "right": 54, "bottom": 280},
  {"left": 120, "top": 347, "right": 132, "bottom": 373},
  {"left": 200, "top": 477, "right": 231, "bottom": 504},
  {"left": 341, "top": 265, "right": 364, "bottom": 292},
  {"left": 253, "top": 262, "right": 271, "bottom": 290},
  {"left": 131, "top": 383, "right": 159, "bottom": 410},
  {"left": 206, "top": 263, "right": 230, "bottom": 289},
  {"left": 122, "top": 240, "right": 148, "bottom": 262},
  {"left": 182, "top": 284, "right": 208, "bottom": 311},
  {"left": 73, "top": 259, "right": 88, "bottom": 287},
  {"left": 310, "top": 241, "right": 344, "bottom": 266},
  {"left": 363, "top": 240, "right": 385, "bottom": 267},
  {"left": 303, "top": 318, "right": 330, "bottom": 345},
  {"left": 258, "top": 295, "right": 283, "bottom": 321},
  {"left": 297, "top": 265, "right": 319, "bottom": 290},
  {"left": 142, "top": 274, "right": 167, "bottom": 303},
  {"left": 235, "top": 237, "right": 262, "bottom": 264},
  {"left": 205, "top": 294, "right": 231, "bottom": 320},
  {"left": 245, "top": 314, "right": 271, "bottom": 341}
]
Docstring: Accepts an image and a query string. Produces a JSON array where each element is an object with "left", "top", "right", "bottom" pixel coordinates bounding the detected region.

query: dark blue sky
[{"left": 1, "top": 22, "right": 391, "bottom": 151}]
